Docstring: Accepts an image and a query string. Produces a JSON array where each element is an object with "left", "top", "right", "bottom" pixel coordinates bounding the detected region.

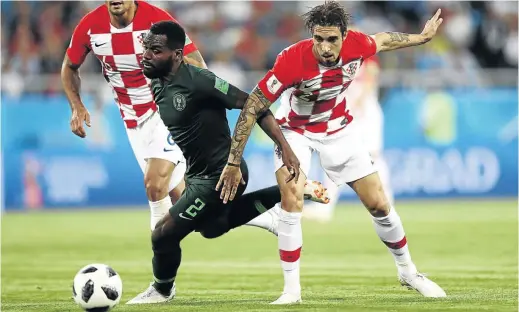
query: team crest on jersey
[
  {"left": 137, "top": 32, "right": 147, "bottom": 45},
  {"left": 343, "top": 59, "right": 361, "bottom": 79},
  {"left": 172, "top": 93, "right": 186, "bottom": 111}
]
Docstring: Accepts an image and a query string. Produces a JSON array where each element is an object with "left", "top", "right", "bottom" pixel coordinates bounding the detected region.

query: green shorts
[{"left": 168, "top": 162, "right": 249, "bottom": 232}]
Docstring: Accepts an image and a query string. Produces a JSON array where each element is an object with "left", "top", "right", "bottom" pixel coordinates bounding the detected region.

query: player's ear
[{"left": 176, "top": 49, "right": 183, "bottom": 60}]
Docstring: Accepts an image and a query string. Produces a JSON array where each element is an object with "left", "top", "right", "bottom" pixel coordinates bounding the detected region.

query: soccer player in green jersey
[{"left": 127, "top": 21, "right": 328, "bottom": 304}]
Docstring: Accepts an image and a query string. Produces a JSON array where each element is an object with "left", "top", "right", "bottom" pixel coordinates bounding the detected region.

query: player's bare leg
[
  {"left": 371, "top": 152, "right": 394, "bottom": 205},
  {"left": 349, "top": 173, "right": 446, "bottom": 298},
  {"left": 145, "top": 158, "right": 184, "bottom": 230},
  {"left": 270, "top": 166, "right": 306, "bottom": 305}
]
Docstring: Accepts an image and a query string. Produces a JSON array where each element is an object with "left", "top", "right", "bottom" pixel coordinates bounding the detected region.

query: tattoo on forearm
[
  {"left": 386, "top": 32, "right": 411, "bottom": 43},
  {"left": 228, "top": 87, "right": 271, "bottom": 163}
]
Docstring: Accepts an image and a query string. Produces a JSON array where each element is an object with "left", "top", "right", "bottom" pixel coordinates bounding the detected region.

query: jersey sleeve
[
  {"left": 196, "top": 69, "right": 241, "bottom": 110},
  {"left": 349, "top": 30, "right": 377, "bottom": 59},
  {"left": 152, "top": 7, "right": 198, "bottom": 55},
  {"left": 66, "top": 16, "right": 92, "bottom": 66},
  {"left": 257, "top": 48, "right": 301, "bottom": 103}
]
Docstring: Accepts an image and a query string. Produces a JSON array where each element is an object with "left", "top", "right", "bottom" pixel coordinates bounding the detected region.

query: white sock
[
  {"left": 246, "top": 203, "right": 280, "bottom": 231},
  {"left": 149, "top": 196, "right": 173, "bottom": 230},
  {"left": 278, "top": 209, "right": 302, "bottom": 295},
  {"left": 372, "top": 207, "right": 416, "bottom": 274}
]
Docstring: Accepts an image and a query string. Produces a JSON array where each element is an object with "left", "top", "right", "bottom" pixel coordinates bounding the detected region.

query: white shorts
[
  {"left": 126, "top": 111, "right": 186, "bottom": 191},
  {"left": 274, "top": 127, "right": 377, "bottom": 186}
]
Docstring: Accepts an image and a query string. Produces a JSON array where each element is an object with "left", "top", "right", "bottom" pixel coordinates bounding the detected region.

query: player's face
[
  {"left": 105, "top": 0, "right": 133, "bottom": 16},
  {"left": 312, "top": 26, "right": 344, "bottom": 67},
  {"left": 142, "top": 34, "right": 182, "bottom": 79}
]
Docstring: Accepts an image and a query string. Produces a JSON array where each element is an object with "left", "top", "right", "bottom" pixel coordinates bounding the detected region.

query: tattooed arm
[
  {"left": 184, "top": 50, "right": 208, "bottom": 69},
  {"left": 372, "top": 9, "right": 443, "bottom": 53},
  {"left": 216, "top": 86, "right": 301, "bottom": 201},
  {"left": 227, "top": 87, "right": 271, "bottom": 164}
]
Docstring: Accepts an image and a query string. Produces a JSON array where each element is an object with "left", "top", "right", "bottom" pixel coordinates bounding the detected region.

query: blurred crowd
[{"left": 1, "top": 0, "right": 517, "bottom": 91}]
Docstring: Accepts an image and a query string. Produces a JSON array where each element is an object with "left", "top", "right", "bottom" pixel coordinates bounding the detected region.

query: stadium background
[
  {"left": 1, "top": 0, "right": 517, "bottom": 210},
  {"left": 1, "top": 2, "right": 517, "bottom": 311}
]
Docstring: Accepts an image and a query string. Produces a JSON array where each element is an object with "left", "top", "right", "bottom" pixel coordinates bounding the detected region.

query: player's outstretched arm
[
  {"left": 372, "top": 9, "right": 443, "bottom": 53},
  {"left": 61, "top": 55, "right": 91, "bottom": 138}
]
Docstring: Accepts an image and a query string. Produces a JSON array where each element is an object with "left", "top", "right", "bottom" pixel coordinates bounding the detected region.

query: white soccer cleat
[
  {"left": 304, "top": 180, "right": 330, "bottom": 204},
  {"left": 126, "top": 283, "right": 176, "bottom": 304},
  {"left": 398, "top": 273, "right": 446, "bottom": 298},
  {"left": 264, "top": 207, "right": 281, "bottom": 236},
  {"left": 270, "top": 292, "right": 302, "bottom": 305}
]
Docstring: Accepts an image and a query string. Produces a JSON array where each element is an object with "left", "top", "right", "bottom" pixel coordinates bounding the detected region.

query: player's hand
[
  {"left": 421, "top": 9, "right": 443, "bottom": 42},
  {"left": 216, "top": 164, "right": 246, "bottom": 204},
  {"left": 280, "top": 144, "right": 300, "bottom": 184},
  {"left": 70, "top": 105, "right": 91, "bottom": 138}
]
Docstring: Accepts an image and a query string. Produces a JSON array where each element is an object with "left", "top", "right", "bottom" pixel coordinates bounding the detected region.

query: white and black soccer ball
[{"left": 72, "top": 263, "right": 123, "bottom": 312}]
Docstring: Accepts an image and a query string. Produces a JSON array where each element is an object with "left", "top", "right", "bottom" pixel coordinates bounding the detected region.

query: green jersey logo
[
  {"left": 172, "top": 93, "right": 187, "bottom": 111},
  {"left": 214, "top": 76, "right": 229, "bottom": 95}
]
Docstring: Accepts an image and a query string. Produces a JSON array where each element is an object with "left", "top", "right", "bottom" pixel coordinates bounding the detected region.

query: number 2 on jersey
[{"left": 185, "top": 198, "right": 206, "bottom": 218}]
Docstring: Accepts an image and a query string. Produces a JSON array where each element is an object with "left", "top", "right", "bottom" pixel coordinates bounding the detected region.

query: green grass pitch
[{"left": 2, "top": 200, "right": 517, "bottom": 311}]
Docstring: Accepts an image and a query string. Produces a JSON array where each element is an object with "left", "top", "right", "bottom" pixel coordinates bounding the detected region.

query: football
[{"left": 72, "top": 263, "right": 123, "bottom": 312}]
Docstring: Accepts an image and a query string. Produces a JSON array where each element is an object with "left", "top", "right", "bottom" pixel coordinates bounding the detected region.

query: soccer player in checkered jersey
[
  {"left": 304, "top": 46, "right": 394, "bottom": 222},
  {"left": 218, "top": 1, "right": 446, "bottom": 304},
  {"left": 61, "top": 1, "right": 208, "bottom": 231}
]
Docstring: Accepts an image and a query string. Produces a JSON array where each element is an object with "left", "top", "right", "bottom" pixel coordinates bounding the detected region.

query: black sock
[
  {"left": 151, "top": 227, "right": 183, "bottom": 296},
  {"left": 227, "top": 186, "right": 281, "bottom": 229}
]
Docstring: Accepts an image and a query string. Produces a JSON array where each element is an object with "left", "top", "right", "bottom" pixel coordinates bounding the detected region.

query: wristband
[{"left": 227, "top": 162, "right": 240, "bottom": 167}]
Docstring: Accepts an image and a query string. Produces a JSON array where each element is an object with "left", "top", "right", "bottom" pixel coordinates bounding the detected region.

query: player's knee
[
  {"left": 364, "top": 193, "right": 390, "bottom": 217},
  {"left": 151, "top": 226, "right": 168, "bottom": 252},
  {"left": 144, "top": 173, "right": 169, "bottom": 201},
  {"left": 199, "top": 218, "right": 230, "bottom": 239},
  {"left": 151, "top": 215, "right": 179, "bottom": 251},
  {"left": 199, "top": 227, "right": 228, "bottom": 239}
]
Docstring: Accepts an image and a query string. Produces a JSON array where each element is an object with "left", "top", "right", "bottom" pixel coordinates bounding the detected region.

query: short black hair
[
  {"left": 302, "top": 1, "right": 351, "bottom": 34},
  {"left": 149, "top": 21, "right": 186, "bottom": 51}
]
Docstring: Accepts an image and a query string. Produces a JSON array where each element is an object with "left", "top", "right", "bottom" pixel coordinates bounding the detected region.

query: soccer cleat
[
  {"left": 126, "top": 282, "right": 176, "bottom": 304},
  {"left": 263, "top": 206, "right": 281, "bottom": 236},
  {"left": 270, "top": 293, "right": 302, "bottom": 305},
  {"left": 304, "top": 180, "right": 330, "bottom": 204},
  {"left": 398, "top": 272, "right": 446, "bottom": 298}
]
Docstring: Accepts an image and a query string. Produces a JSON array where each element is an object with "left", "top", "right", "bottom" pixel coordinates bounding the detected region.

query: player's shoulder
[
  {"left": 341, "top": 30, "right": 376, "bottom": 58},
  {"left": 344, "top": 30, "right": 372, "bottom": 44}
]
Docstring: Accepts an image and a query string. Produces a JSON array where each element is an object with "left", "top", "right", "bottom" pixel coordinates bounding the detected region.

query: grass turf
[{"left": 2, "top": 200, "right": 517, "bottom": 311}]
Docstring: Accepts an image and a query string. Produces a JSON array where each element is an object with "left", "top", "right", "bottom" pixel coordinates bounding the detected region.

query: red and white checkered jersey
[
  {"left": 67, "top": 1, "right": 198, "bottom": 128},
  {"left": 257, "top": 31, "right": 377, "bottom": 138}
]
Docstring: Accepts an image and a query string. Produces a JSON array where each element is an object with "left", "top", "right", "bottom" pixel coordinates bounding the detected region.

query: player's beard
[
  {"left": 143, "top": 57, "right": 174, "bottom": 79},
  {"left": 321, "top": 55, "right": 339, "bottom": 67}
]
